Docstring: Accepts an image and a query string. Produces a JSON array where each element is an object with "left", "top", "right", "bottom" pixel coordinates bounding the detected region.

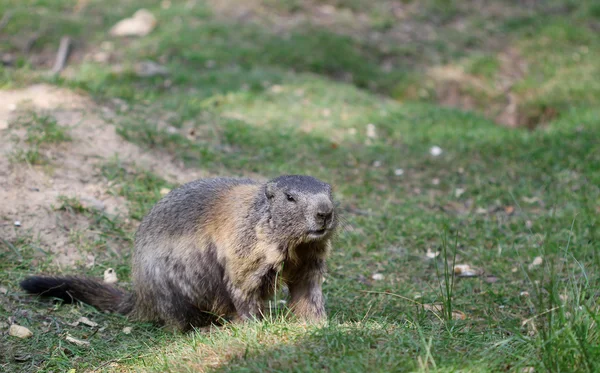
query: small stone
[
  {"left": 103, "top": 268, "right": 118, "bottom": 284},
  {"left": 109, "top": 9, "right": 157, "bottom": 37},
  {"left": 9, "top": 325, "right": 33, "bottom": 339},
  {"left": 122, "top": 326, "right": 132, "bottom": 334},
  {"left": 454, "top": 188, "right": 465, "bottom": 198},
  {"left": 160, "top": 187, "right": 171, "bottom": 196},
  {"left": 394, "top": 168, "right": 404, "bottom": 176},
  {"left": 520, "top": 291, "right": 530, "bottom": 297},
  {"left": 14, "top": 221, "right": 21, "bottom": 227},
  {"left": 371, "top": 273, "right": 384, "bottom": 281},
  {"left": 431, "top": 178, "right": 440, "bottom": 186},
  {"left": 372, "top": 160, "right": 382, "bottom": 168},
  {"left": 430, "top": 146, "right": 443, "bottom": 156},
  {"left": 453, "top": 264, "right": 479, "bottom": 277},
  {"left": 366, "top": 123, "right": 377, "bottom": 139},
  {"left": 425, "top": 248, "right": 440, "bottom": 259},
  {"left": 66, "top": 334, "right": 90, "bottom": 347},
  {"left": 77, "top": 317, "right": 98, "bottom": 328},
  {"left": 528, "top": 256, "right": 543, "bottom": 270},
  {"left": 525, "top": 220, "right": 533, "bottom": 229},
  {"left": 0, "top": 286, "right": 7, "bottom": 294}
]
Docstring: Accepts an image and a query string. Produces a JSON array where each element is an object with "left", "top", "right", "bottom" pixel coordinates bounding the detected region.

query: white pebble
[
  {"left": 9, "top": 325, "right": 33, "bottom": 339},
  {"left": 430, "top": 146, "right": 443, "bottom": 156},
  {"left": 371, "top": 273, "right": 384, "bottom": 281},
  {"left": 366, "top": 123, "right": 377, "bottom": 139},
  {"left": 528, "top": 256, "right": 543, "bottom": 270},
  {"left": 394, "top": 168, "right": 404, "bottom": 176},
  {"left": 77, "top": 317, "right": 98, "bottom": 328},
  {"left": 103, "top": 268, "right": 118, "bottom": 284},
  {"left": 425, "top": 248, "right": 440, "bottom": 259}
]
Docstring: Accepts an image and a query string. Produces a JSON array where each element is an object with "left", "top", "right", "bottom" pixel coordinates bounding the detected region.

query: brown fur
[{"left": 20, "top": 175, "right": 337, "bottom": 331}]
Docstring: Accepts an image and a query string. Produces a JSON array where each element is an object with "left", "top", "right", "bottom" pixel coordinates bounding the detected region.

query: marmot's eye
[{"left": 286, "top": 193, "right": 296, "bottom": 202}]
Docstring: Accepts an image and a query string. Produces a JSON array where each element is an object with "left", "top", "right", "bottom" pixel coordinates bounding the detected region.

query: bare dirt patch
[
  {"left": 0, "top": 84, "right": 208, "bottom": 267},
  {"left": 402, "top": 46, "right": 553, "bottom": 129}
]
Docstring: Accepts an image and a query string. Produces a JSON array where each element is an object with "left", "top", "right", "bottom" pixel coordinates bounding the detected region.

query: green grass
[{"left": 1, "top": 0, "right": 599, "bottom": 372}]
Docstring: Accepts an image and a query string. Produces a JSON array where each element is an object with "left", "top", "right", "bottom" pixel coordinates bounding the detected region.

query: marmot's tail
[{"left": 20, "top": 275, "right": 134, "bottom": 314}]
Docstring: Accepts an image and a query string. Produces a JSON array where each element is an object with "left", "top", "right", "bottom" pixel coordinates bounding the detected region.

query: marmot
[{"left": 20, "top": 175, "right": 338, "bottom": 331}]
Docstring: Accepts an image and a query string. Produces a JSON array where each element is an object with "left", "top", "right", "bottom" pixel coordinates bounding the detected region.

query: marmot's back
[{"left": 136, "top": 177, "right": 258, "bottom": 240}]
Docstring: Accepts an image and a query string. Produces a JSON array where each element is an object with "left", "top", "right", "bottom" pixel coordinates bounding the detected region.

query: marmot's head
[{"left": 265, "top": 175, "right": 337, "bottom": 243}]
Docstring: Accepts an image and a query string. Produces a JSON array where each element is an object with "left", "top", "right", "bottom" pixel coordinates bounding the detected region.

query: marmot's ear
[{"left": 265, "top": 182, "right": 276, "bottom": 199}]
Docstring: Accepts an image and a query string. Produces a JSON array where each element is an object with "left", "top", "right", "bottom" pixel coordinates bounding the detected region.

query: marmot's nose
[{"left": 316, "top": 202, "right": 333, "bottom": 223}]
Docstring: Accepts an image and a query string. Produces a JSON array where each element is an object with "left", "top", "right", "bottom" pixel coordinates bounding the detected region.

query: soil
[{"left": 0, "top": 84, "right": 207, "bottom": 268}]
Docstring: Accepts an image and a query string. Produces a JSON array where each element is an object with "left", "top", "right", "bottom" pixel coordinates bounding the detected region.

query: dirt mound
[{"left": 0, "top": 84, "right": 207, "bottom": 268}]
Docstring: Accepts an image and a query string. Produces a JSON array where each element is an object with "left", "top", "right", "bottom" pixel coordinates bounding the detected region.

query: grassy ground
[{"left": 1, "top": 0, "right": 599, "bottom": 372}]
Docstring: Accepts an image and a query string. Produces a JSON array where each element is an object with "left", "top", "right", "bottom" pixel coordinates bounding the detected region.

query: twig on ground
[
  {"left": 52, "top": 36, "right": 72, "bottom": 75},
  {"left": 0, "top": 10, "right": 12, "bottom": 31}
]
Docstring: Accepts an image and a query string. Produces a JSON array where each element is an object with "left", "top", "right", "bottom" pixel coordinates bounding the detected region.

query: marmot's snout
[
  {"left": 315, "top": 199, "right": 334, "bottom": 228},
  {"left": 306, "top": 195, "right": 336, "bottom": 239}
]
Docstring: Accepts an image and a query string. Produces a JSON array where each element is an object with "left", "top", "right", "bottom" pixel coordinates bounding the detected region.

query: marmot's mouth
[{"left": 307, "top": 229, "right": 327, "bottom": 238}]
